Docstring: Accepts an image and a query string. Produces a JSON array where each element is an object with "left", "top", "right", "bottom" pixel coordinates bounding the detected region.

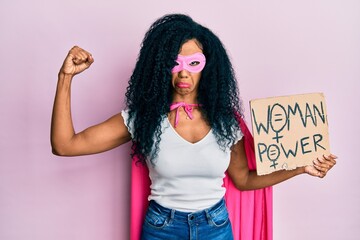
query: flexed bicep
[{"left": 53, "top": 113, "right": 131, "bottom": 156}]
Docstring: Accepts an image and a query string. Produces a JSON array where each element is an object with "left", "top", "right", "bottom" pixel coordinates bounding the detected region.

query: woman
[{"left": 51, "top": 14, "right": 337, "bottom": 239}]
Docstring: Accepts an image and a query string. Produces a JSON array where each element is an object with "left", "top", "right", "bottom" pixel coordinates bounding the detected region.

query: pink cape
[{"left": 130, "top": 118, "right": 273, "bottom": 240}]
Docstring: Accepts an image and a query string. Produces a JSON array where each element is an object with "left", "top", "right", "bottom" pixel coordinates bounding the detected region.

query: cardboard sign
[{"left": 250, "top": 93, "right": 330, "bottom": 175}]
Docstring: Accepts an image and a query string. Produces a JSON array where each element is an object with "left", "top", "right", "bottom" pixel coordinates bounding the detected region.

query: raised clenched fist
[{"left": 60, "top": 46, "right": 94, "bottom": 76}]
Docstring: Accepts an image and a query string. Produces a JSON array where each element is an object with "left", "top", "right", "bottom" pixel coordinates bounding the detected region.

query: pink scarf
[
  {"left": 169, "top": 102, "right": 201, "bottom": 127},
  {"left": 130, "top": 114, "right": 273, "bottom": 240}
]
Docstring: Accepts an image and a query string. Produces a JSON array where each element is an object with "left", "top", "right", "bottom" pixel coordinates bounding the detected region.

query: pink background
[{"left": 1, "top": 1, "right": 359, "bottom": 239}]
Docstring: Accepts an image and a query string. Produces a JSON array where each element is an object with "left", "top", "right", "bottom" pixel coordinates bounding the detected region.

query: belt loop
[
  {"left": 205, "top": 209, "right": 212, "bottom": 225},
  {"left": 168, "top": 209, "right": 175, "bottom": 224}
]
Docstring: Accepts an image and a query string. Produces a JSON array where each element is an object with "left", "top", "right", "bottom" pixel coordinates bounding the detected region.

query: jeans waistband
[{"left": 148, "top": 198, "right": 226, "bottom": 223}]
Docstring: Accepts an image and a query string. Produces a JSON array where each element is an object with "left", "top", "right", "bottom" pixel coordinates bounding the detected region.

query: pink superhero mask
[{"left": 171, "top": 53, "right": 206, "bottom": 73}]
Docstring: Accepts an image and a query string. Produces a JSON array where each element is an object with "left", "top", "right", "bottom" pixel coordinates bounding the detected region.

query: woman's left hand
[{"left": 305, "top": 154, "right": 337, "bottom": 178}]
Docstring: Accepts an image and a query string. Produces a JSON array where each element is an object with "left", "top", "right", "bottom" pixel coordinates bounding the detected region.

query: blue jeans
[{"left": 141, "top": 198, "right": 234, "bottom": 240}]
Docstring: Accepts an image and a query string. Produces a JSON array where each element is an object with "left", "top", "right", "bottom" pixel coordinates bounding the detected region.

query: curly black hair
[{"left": 125, "top": 13, "right": 243, "bottom": 164}]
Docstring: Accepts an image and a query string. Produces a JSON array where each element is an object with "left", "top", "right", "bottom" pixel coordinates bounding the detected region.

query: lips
[{"left": 176, "top": 82, "right": 191, "bottom": 88}]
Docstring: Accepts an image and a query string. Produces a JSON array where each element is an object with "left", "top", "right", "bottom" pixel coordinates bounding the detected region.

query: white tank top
[{"left": 122, "top": 110, "right": 243, "bottom": 212}]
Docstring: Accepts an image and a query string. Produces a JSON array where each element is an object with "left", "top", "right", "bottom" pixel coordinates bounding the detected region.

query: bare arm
[
  {"left": 227, "top": 139, "right": 337, "bottom": 191},
  {"left": 51, "top": 46, "right": 131, "bottom": 156}
]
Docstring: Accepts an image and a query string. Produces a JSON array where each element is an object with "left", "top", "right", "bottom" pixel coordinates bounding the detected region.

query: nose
[{"left": 178, "top": 69, "right": 189, "bottom": 78}]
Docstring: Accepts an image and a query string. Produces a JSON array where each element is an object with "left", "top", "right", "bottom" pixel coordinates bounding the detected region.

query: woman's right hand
[{"left": 59, "top": 46, "right": 94, "bottom": 76}]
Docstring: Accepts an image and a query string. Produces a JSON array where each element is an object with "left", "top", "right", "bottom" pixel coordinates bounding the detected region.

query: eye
[
  {"left": 189, "top": 61, "right": 200, "bottom": 66},
  {"left": 174, "top": 61, "right": 180, "bottom": 66}
]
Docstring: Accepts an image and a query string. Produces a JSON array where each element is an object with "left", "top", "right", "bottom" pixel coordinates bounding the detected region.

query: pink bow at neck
[{"left": 170, "top": 102, "right": 201, "bottom": 128}]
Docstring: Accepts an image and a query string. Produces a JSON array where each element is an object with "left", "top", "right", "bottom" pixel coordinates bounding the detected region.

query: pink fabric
[
  {"left": 130, "top": 118, "right": 273, "bottom": 240},
  {"left": 171, "top": 53, "right": 206, "bottom": 73},
  {"left": 169, "top": 102, "right": 201, "bottom": 128}
]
